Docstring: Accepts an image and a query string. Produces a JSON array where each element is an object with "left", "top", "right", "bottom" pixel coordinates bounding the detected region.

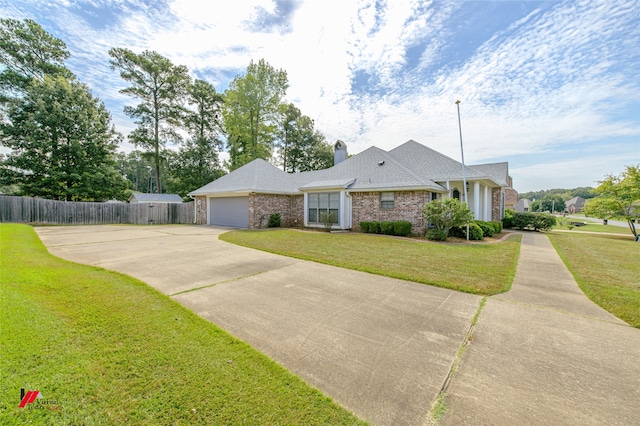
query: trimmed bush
[
  {"left": 491, "top": 221, "right": 503, "bottom": 233},
  {"left": 426, "top": 229, "right": 447, "bottom": 241},
  {"left": 468, "top": 222, "right": 484, "bottom": 240},
  {"left": 369, "top": 222, "right": 381, "bottom": 234},
  {"left": 502, "top": 209, "right": 515, "bottom": 229},
  {"left": 393, "top": 221, "right": 412, "bottom": 237},
  {"left": 508, "top": 212, "right": 556, "bottom": 231},
  {"left": 360, "top": 221, "right": 412, "bottom": 236},
  {"left": 475, "top": 220, "right": 495, "bottom": 237},
  {"left": 380, "top": 222, "right": 395, "bottom": 235},
  {"left": 268, "top": 213, "right": 281, "bottom": 228},
  {"left": 449, "top": 223, "right": 484, "bottom": 240},
  {"left": 448, "top": 226, "right": 466, "bottom": 239}
]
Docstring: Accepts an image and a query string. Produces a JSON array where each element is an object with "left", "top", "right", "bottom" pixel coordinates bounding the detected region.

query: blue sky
[{"left": 2, "top": 0, "right": 639, "bottom": 192}]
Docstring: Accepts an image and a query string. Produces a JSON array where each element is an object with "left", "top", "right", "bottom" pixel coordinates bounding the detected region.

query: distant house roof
[
  {"left": 189, "top": 140, "right": 511, "bottom": 197},
  {"left": 129, "top": 193, "right": 183, "bottom": 203},
  {"left": 566, "top": 196, "right": 586, "bottom": 209},
  {"left": 515, "top": 199, "right": 531, "bottom": 212}
]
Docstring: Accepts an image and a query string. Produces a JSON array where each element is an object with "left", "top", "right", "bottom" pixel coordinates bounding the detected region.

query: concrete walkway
[{"left": 442, "top": 232, "right": 640, "bottom": 425}]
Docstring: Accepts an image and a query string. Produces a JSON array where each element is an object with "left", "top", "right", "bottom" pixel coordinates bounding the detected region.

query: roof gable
[{"left": 388, "top": 140, "right": 485, "bottom": 181}]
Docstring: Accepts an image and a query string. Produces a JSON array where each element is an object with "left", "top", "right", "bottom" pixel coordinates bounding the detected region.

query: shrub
[
  {"left": 475, "top": 220, "right": 495, "bottom": 238},
  {"left": 319, "top": 211, "right": 337, "bottom": 232},
  {"left": 491, "top": 221, "right": 503, "bottom": 233},
  {"left": 359, "top": 221, "right": 371, "bottom": 233},
  {"left": 380, "top": 221, "right": 395, "bottom": 235},
  {"left": 502, "top": 209, "right": 515, "bottom": 229},
  {"left": 509, "top": 212, "right": 556, "bottom": 231},
  {"left": 449, "top": 226, "right": 467, "bottom": 239},
  {"left": 468, "top": 222, "right": 484, "bottom": 240},
  {"left": 426, "top": 229, "right": 447, "bottom": 241},
  {"left": 422, "top": 198, "right": 474, "bottom": 241},
  {"left": 449, "top": 223, "right": 484, "bottom": 240},
  {"left": 369, "top": 222, "right": 381, "bottom": 234},
  {"left": 393, "top": 221, "right": 412, "bottom": 237},
  {"left": 268, "top": 213, "right": 281, "bottom": 228}
]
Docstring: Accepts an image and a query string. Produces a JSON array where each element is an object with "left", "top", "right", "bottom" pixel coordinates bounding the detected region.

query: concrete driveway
[
  {"left": 36, "top": 224, "right": 481, "bottom": 425},
  {"left": 35, "top": 225, "right": 640, "bottom": 425}
]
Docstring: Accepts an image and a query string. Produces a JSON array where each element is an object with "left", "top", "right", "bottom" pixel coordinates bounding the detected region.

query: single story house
[
  {"left": 189, "top": 140, "right": 513, "bottom": 234},
  {"left": 565, "top": 196, "right": 586, "bottom": 214},
  {"left": 515, "top": 199, "right": 531, "bottom": 212},
  {"left": 129, "top": 193, "right": 183, "bottom": 204}
]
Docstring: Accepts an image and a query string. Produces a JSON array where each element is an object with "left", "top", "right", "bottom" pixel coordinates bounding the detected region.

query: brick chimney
[{"left": 334, "top": 140, "right": 347, "bottom": 165}]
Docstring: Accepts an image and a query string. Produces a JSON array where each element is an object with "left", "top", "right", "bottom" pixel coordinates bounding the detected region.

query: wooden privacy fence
[{"left": 0, "top": 195, "right": 195, "bottom": 225}]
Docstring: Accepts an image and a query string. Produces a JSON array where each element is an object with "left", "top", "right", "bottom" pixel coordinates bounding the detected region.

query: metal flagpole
[{"left": 455, "top": 100, "right": 469, "bottom": 241}]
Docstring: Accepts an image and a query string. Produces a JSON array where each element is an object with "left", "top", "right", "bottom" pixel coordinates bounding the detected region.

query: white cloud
[{"left": 2, "top": 0, "right": 639, "bottom": 191}]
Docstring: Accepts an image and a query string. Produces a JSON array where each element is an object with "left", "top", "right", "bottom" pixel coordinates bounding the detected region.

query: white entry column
[{"left": 474, "top": 182, "right": 481, "bottom": 220}]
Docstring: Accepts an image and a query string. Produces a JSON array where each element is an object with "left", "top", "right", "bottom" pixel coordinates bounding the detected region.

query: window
[
  {"left": 380, "top": 192, "right": 394, "bottom": 209},
  {"left": 453, "top": 189, "right": 460, "bottom": 200},
  {"left": 431, "top": 192, "right": 438, "bottom": 201},
  {"left": 308, "top": 192, "right": 339, "bottom": 224}
]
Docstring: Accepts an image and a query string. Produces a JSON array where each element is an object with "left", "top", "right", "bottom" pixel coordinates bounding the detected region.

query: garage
[{"left": 209, "top": 196, "right": 249, "bottom": 228}]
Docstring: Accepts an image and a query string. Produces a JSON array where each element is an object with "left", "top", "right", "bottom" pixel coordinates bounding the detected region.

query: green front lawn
[
  {"left": 0, "top": 224, "right": 365, "bottom": 425},
  {"left": 219, "top": 230, "right": 521, "bottom": 295},
  {"left": 554, "top": 222, "right": 632, "bottom": 234},
  {"left": 548, "top": 232, "right": 640, "bottom": 327}
]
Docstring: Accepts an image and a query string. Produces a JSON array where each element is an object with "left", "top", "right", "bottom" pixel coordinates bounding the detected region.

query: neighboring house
[
  {"left": 515, "top": 199, "right": 531, "bottom": 212},
  {"left": 129, "top": 193, "right": 183, "bottom": 204},
  {"left": 565, "top": 196, "right": 586, "bottom": 214},
  {"left": 189, "top": 140, "right": 513, "bottom": 234},
  {"left": 503, "top": 187, "right": 518, "bottom": 211}
]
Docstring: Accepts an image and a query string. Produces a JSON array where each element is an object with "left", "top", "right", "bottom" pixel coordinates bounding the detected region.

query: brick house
[{"left": 189, "top": 140, "right": 513, "bottom": 235}]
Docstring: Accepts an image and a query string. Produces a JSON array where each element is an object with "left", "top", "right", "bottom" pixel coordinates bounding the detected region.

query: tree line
[
  {"left": 0, "top": 19, "right": 333, "bottom": 201},
  {"left": 517, "top": 187, "right": 596, "bottom": 213}
]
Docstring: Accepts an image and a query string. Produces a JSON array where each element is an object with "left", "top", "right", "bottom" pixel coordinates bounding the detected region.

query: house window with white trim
[
  {"left": 308, "top": 192, "right": 339, "bottom": 223},
  {"left": 380, "top": 192, "right": 394, "bottom": 209}
]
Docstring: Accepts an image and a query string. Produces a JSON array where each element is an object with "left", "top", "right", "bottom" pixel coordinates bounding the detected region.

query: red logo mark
[{"left": 19, "top": 389, "right": 40, "bottom": 408}]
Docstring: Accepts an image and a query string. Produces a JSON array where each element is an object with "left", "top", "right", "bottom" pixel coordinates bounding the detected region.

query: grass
[
  {"left": 554, "top": 222, "right": 632, "bottom": 234},
  {"left": 548, "top": 231, "right": 640, "bottom": 327},
  {"left": 0, "top": 224, "right": 366, "bottom": 425},
  {"left": 219, "top": 230, "right": 521, "bottom": 296}
]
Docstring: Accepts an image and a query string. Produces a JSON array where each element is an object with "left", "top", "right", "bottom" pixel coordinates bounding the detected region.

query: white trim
[
  {"left": 483, "top": 185, "right": 490, "bottom": 221},
  {"left": 473, "top": 182, "right": 481, "bottom": 220}
]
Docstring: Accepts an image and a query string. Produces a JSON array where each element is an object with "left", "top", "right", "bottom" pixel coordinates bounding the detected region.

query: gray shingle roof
[
  {"left": 189, "top": 140, "right": 510, "bottom": 196},
  {"left": 469, "top": 162, "right": 510, "bottom": 187},
  {"left": 130, "top": 193, "right": 183, "bottom": 203}
]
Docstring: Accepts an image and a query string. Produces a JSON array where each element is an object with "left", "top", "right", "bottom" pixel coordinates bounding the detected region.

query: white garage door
[{"left": 209, "top": 197, "right": 249, "bottom": 228}]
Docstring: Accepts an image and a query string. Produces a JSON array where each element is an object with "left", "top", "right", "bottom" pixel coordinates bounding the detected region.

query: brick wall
[
  {"left": 195, "top": 195, "right": 207, "bottom": 224},
  {"left": 503, "top": 187, "right": 518, "bottom": 210},
  {"left": 492, "top": 188, "right": 502, "bottom": 221},
  {"left": 351, "top": 191, "right": 430, "bottom": 235},
  {"left": 249, "top": 193, "right": 304, "bottom": 229}
]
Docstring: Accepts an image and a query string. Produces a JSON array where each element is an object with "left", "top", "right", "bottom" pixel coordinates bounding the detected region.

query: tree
[
  {"left": 223, "top": 59, "right": 288, "bottom": 170},
  {"left": 166, "top": 79, "right": 225, "bottom": 198},
  {"left": 0, "top": 75, "right": 128, "bottom": 201},
  {"left": 584, "top": 165, "right": 640, "bottom": 241},
  {"left": 531, "top": 194, "right": 565, "bottom": 213},
  {"left": 277, "top": 103, "right": 333, "bottom": 172},
  {"left": 109, "top": 48, "right": 191, "bottom": 193},
  {"left": 115, "top": 150, "right": 155, "bottom": 193},
  {"left": 422, "top": 198, "right": 474, "bottom": 241},
  {"left": 0, "top": 18, "right": 72, "bottom": 99}
]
